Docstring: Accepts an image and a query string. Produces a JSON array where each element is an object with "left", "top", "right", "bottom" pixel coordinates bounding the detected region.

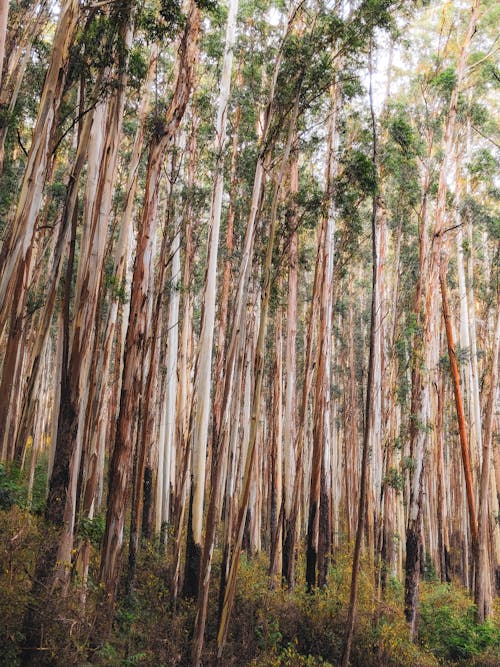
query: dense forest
[{"left": 0, "top": 0, "right": 499, "bottom": 664}]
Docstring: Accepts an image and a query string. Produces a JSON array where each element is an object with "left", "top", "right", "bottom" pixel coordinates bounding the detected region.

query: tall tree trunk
[
  {"left": 127, "top": 231, "right": 162, "bottom": 587},
  {"left": 19, "top": 173, "right": 79, "bottom": 667},
  {"left": 76, "top": 48, "right": 158, "bottom": 589},
  {"left": 184, "top": 0, "right": 239, "bottom": 598},
  {"left": 212, "top": 92, "right": 241, "bottom": 455},
  {"left": 10, "top": 83, "right": 96, "bottom": 463},
  {"left": 307, "top": 223, "right": 330, "bottom": 590},
  {"left": 216, "top": 85, "right": 302, "bottom": 663},
  {"left": 340, "top": 52, "right": 379, "bottom": 666},
  {"left": 380, "top": 220, "right": 403, "bottom": 589},
  {"left": 307, "top": 82, "right": 338, "bottom": 590},
  {"left": 440, "top": 263, "right": 479, "bottom": 591},
  {"left": 100, "top": 3, "right": 200, "bottom": 600},
  {"left": 128, "top": 140, "right": 184, "bottom": 585},
  {"left": 435, "top": 340, "right": 450, "bottom": 583},
  {"left": 282, "top": 161, "right": 298, "bottom": 581},
  {"left": 49, "top": 17, "right": 134, "bottom": 585},
  {"left": 269, "top": 302, "right": 283, "bottom": 585},
  {"left": 0, "top": 0, "right": 79, "bottom": 336},
  {"left": 476, "top": 295, "right": 500, "bottom": 620},
  {"left": 171, "top": 118, "right": 197, "bottom": 600},
  {"left": 283, "top": 205, "right": 323, "bottom": 588},
  {"left": 404, "top": 0, "right": 480, "bottom": 635},
  {"left": 345, "top": 296, "right": 359, "bottom": 543},
  {"left": 156, "top": 226, "right": 182, "bottom": 536},
  {"left": 189, "top": 9, "right": 293, "bottom": 658}
]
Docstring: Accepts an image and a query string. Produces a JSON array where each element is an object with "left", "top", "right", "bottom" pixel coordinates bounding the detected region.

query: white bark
[
  {"left": 190, "top": 0, "right": 239, "bottom": 545},
  {"left": 159, "top": 229, "right": 182, "bottom": 532}
]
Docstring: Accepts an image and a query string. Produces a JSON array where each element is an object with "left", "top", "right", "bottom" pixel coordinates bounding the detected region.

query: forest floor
[{"left": 1, "top": 468, "right": 499, "bottom": 667}]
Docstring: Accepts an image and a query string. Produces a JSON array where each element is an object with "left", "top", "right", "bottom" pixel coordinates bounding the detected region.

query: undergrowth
[{"left": 0, "top": 466, "right": 499, "bottom": 666}]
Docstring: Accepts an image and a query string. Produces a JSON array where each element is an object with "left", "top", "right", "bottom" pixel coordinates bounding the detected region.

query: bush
[
  {"left": 78, "top": 513, "right": 106, "bottom": 547},
  {"left": 1, "top": 505, "right": 499, "bottom": 666},
  {"left": 0, "top": 464, "right": 25, "bottom": 510},
  {"left": 419, "top": 584, "right": 500, "bottom": 664},
  {"left": 228, "top": 548, "right": 439, "bottom": 667},
  {"left": 0, "top": 457, "right": 48, "bottom": 513},
  {"left": 0, "top": 506, "right": 41, "bottom": 666}
]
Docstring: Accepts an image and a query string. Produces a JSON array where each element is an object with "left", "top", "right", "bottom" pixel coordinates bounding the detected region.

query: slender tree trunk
[
  {"left": 100, "top": 137, "right": 164, "bottom": 598},
  {"left": 49, "top": 17, "right": 134, "bottom": 586},
  {"left": 269, "top": 302, "right": 283, "bottom": 585},
  {"left": 340, "top": 53, "right": 379, "bottom": 666},
  {"left": 11, "top": 82, "right": 96, "bottom": 463},
  {"left": 171, "top": 120, "right": 197, "bottom": 600},
  {"left": 282, "top": 165, "right": 298, "bottom": 581},
  {"left": 78, "top": 50, "right": 157, "bottom": 585},
  {"left": 217, "top": 86, "right": 302, "bottom": 663},
  {"left": 19, "top": 181, "right": 79, "bottom": 667},
  {"left": 128, "top": 240, "right": 160, "bottom": 586},
  {"left": 283, "top": 207, "right": 323, "bottom": 588},
  {"left": 284, "top": 72, "right": 342, "bottom": 588},
  {"left": 380, "top": 219, "right": 403, "bottom": 589},
  {"left": 307, "top": 82, "right": 338, "bottom": 590},
  {"left": 440, "top": 263, "right": 482, "bottom": 613},
  {"left": 307, "top": 231, "right": 329, "bottom": 590},
  {"left": 184, "top": 0, "right": 239, "bottom": 598},
  {"left": 435, "top": 342, "right": 450, "bottom": 583},
  {"left": 189, "top": 11, "right": 293, "bottom": 658},
  {"left": 100, "top": 4, "right": 200, "bottom": 600},
  {"left": 212, "top": 92, "right": 241, "bottom": 448},
  {"left": 345, "top": 296, "right": 359, "bottom": 543},
  {"left": 475, "top": 295, "right": 500, "bottom": 620},
  {"left": 156, "top": 227, "right": 182, "bottom": 536},
  {"left": 128, "top": 145, "right": 183, "bottom": 585},
  {"left": 404, "top": 0, "right": 480, "bottom": 634},
  {"left": 0, "top": 0, "right": 79, "bottom": 336}
]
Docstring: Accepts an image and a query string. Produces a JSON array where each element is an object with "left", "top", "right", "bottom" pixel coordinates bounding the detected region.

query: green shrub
[
  {"left": 0, "top": 506, "right": 41, "bottom": 666},
  {"left": 0, "top": 458, "right": 48, "bottom": 513},
  {"left": 77, "top": 513, "right": 106, "bottom": 547},
  {"left": 1, "top": 506, "right": 499, "bottom": 667},
  {"left": 419, "top": 584, "right": 500, "bottom": 663},
  {"left": 0, "top": 464, "right": 25, "bottom": 510}
]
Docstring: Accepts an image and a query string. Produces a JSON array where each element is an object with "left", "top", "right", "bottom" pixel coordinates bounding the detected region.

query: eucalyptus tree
[
  {"left": 1, "top": 0, "right": 500, "bottom": 662},
  {"left": 404, "top": 0, "right": 481, "bottom": 636},
  {"left": 340, "top": 40, "right": 381, "bottom": 667},
  {"left": 216, "top": 0, "right": 402, "bottom": 651},
  {"left": 100, "top": 0, "right": 201, "bottom": 600},
  {"left": 48, "top": 3, "right": 136, "bottom": 588},
  {"left": 77, "top": 46, "right": 158, "bottom": 589},
  {"left": 190, "top": 4, "right": 298, "bottom": 657},
  {"left": 19, "top": 3, "right": 139, "bottom": 660},
  {"left": 0, "top": 0, "right": 79, "bottom": 337},
  {"left": 477, "top": 293, "right": 500, "bottom": 621},
  {"left": 184, "top": 0, "right": 239, "bottom": 598},
  {"left": 307, "top": 84, "right": 339, "bottom": 591},
  {"left": 0, "top": 0, "right": 50, "bottom": 177}
]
